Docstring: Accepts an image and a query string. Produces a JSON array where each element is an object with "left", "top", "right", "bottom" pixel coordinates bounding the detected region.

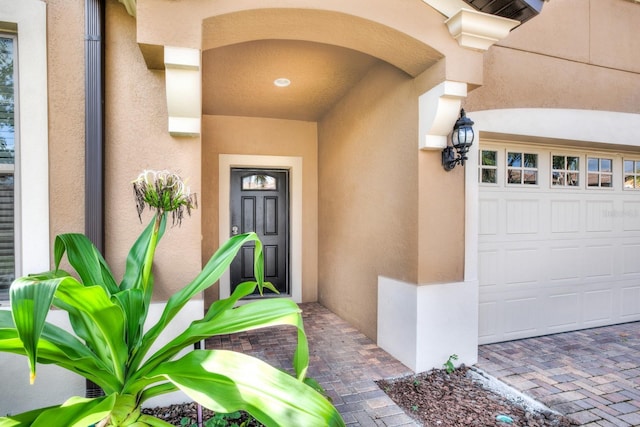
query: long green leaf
[
  {"left": 0, "top": 406, "right": 56, "bottom": 427},
  {"left": 120, "top": 215, "right": 166, "bottom": 291},
  {"left": 0, "top": 311, "right": 119, "bottom": 392},
  {"left": 29, "top": 395, "right": 116, "bottom": 427},
  {"left": 130, "top": 233, "right": 265, "bottom": 372},
  {"left": 112, "top": 288, "right": 145, "bottom": 352},
  {"left": 150, "top": 350, "right": 345, "bottom": 427},
  {"left": 54, "top": 234, "right": 118, "bottom": 295},
  {"left": 10, "top": 276, "right": 62, "bottom": 383},
  {"left": 135, "top": 298, "right": 308, "bottom": 388},
  {"left": 52, "top": 279, "right": 128, "bottom": 383},
  {"left": 118, "top": 216, "right": 166, "bottom": 353},
  {"left": 0, "top": 395, "right": 116, "bottom": 427}
]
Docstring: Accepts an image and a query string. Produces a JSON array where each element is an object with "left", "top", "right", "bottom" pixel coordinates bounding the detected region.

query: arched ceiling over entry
[
  {"left": 201, "top": 9, "right": 445, "bottom": 121},
  {"left": 202, "top": 40, "right": 383, "bottom": 121}
]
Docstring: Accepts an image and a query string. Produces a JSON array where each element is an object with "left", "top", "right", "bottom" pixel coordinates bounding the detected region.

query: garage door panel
[
  {"left": 583, "top": 289, "right": 613, "bottom": 324},
  {"left": 547, "top": 292, "right": 580, "bottom": 331},
  {"left": 549, "top": 246, "right": 581, "bottom": 281},
  {"left": 505, "top": 248, "right": 540, "bottom": 284},
  {"left": 622, "top": 244, "right": 640, "bottom": 274},
  {"left": 479, "top": 199, "right": 499, "bottom": 235},
  {"left": 551, "top": 200, "right": 581, "bottom": 233},
  {"left": 478, "top": 301, "right": 498, "bottom": 340},
  {"left": 621, "top": 286, "right": 640, "bottom": 318},
  {"left": 584, "top": 245, "right": 615, "bottom": 278},
  {"left": 479, "top": 249, "right": 500, "bottom": 287},
  {"left": 503, "top": 296, "right": 538, "bottom": 338},
  {"left": 623, "top": 201, "right": 640, "bottom": 230},
  {"left": 506, "top": 200, "right": 539, "bottom": 234},
  {"left": 479, "top": 143, "right": 640, "bottom": 344},
  {"left": 586, "top": 200, "right": 615, "bottom": 232}
]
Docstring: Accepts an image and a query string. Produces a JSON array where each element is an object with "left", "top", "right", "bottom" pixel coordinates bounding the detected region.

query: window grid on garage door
[
  {"left": 551, "top": 154, "right": 580, "bottom": 187},
  {"left": 623, "top": 159, "right": 640, "bottom": 189},
  {"left": 479, "top": 149, "right": 498, "bottom": 184},
  {"left": 506, "top": 151, "right": 538, "bottom": 185},
  {"left": 478, "top": 147, "right": 640, "bottom": 191},
  {"left": 587, "top": 157, "right": 613, "bottom": 188}
]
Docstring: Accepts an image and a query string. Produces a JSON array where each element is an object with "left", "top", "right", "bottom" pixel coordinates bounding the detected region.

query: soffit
[{"left": 202, "top": 40, "right": 382, "bottom": 121}]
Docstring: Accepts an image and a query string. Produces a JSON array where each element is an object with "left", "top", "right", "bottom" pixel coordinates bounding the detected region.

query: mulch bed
[{"left": 377, "top": 366, "right": 579, "bottom": 427}]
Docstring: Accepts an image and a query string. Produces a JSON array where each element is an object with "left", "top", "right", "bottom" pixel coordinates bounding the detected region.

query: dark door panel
[{"left": 230, "top": 169, "right": 289, "bottom": 295}]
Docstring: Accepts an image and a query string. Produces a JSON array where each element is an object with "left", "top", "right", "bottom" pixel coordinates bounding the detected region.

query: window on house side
[{"left": 0, "top": 34, "right": 15, "bottom": 300}]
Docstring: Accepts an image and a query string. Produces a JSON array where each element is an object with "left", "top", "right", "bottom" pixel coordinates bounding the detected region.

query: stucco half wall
[{"left": 378, "top": 276, "right": 479, "bottom": 373}]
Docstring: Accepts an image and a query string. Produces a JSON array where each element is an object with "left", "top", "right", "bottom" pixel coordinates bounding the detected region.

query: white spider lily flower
[{"left": 132, "top": 169, "right": 197, "bottom": 226}]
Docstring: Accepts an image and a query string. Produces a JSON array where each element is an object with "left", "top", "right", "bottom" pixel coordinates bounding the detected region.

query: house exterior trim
[{"left": 0, "top": 0, "right": 50, "bottom": 278}]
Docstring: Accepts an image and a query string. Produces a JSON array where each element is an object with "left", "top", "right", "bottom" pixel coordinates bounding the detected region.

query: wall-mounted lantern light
[{"left": 442, "top": 109, "right": 475, "bottom": 171}]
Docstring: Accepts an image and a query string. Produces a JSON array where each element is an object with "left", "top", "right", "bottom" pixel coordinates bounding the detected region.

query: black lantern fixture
[{"left": 442, "top": 108, "right": 475, "bottom": 171}]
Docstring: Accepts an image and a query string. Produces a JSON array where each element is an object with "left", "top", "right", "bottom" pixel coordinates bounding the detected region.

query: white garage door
[{"left": 478, "top": 142, "right": 640, "bottom": 344}]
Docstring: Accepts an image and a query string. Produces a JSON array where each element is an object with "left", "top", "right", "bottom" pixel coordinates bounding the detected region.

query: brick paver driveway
[{"left": 477, "top": 322, "right": 640, "bottom": 426}]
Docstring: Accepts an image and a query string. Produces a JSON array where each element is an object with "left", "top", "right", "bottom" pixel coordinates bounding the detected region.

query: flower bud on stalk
[{"left": 132, "top": 170, "right": 197, "bottom": 227}]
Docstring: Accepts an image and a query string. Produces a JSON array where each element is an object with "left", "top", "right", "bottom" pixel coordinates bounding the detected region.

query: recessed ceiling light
[{"left": 274, "top": 78, "right": 291, "bottom": 87}]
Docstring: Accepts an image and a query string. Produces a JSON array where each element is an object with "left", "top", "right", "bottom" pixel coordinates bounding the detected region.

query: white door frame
[{"left": 219, "top": 154, "right": 302, "bottom": 303}]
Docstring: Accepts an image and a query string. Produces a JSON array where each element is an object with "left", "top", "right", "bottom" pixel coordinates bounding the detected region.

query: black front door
[{"left": 230, "top": 168, "right": 289, "bottom": 295}]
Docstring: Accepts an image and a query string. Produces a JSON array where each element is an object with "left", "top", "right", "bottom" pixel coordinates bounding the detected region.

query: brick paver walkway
[
  {"left": 477, "top": 322, "right": 640, "bottom": 427},
  {"left": 206, "top": 302, "right": 417, "bottom": 426}
]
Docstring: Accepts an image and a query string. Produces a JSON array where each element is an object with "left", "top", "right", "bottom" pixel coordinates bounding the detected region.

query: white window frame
[
  {"left": 586, "top": 156, "right": 613, "bottom": 189},
  {"left": 623, "top": 158, "right": 640, "bottom": 190},
  {"left": 478, "top": 148, "right": 499, "bottom": 185},
  {"left": 551, "top": 153, "right": 581, "bottom": 188},
  {"left": 0, "top": 0, "right": 50, "bottom": 302},
  {"left": 506, "top": 150, "right": 539, "bottom": 186}
]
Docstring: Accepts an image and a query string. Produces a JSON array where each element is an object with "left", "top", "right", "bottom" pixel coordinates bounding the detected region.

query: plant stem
[{"left": 141, "top": 213, "right": 162, "bottom": 294}]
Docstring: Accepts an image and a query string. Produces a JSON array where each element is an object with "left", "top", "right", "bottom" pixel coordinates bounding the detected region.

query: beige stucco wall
[
  {"left": 201, "top": 115, "right": 319, "bottom": 305},
  {"left": 417, "top": 149, "right": 465, "bottom": 284},
  {"left": 318, "top": 62, "right": 420, "bottom": 340},
  {"left": 47, "top": 0, "right": 85, "bottom": 239},
  {"left": 466, "top": 0, "right": 640, "bottom": 113},
  {"left": 104, "top": 2, "right": 203, "bottom": 300}
]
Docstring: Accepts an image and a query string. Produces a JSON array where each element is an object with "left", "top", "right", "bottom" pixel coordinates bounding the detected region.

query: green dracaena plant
[{"left": 0, "top": 170, "right": 344, "bottom": 427}]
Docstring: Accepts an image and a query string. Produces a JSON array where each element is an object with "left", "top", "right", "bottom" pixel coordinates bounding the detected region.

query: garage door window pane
[
  {"left": 552, "top": 155, "right": 580, "bottom": 187},
  {"left": 624, "top": 159, "right": 640, "bottom": 189},
  {"left": 479, "top": 150, "right": 497, "bottom": 184},
  {"left": 507, "top": 151, "right": 538, "bottom": 185},
  {"left": 588, "top": 157, "right": 613, "bottom": 188}
]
